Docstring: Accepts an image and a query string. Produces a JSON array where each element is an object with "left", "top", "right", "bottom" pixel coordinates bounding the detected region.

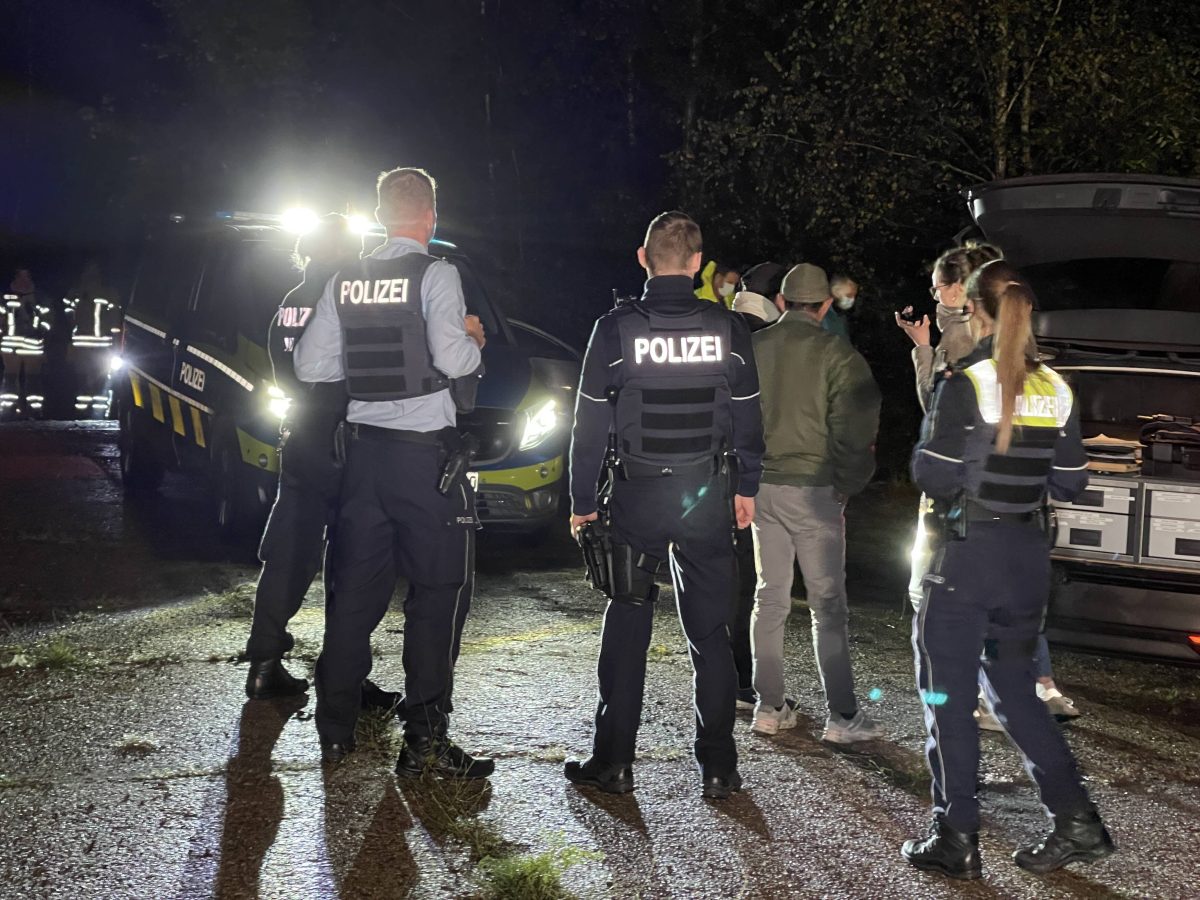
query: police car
[
  {"left": 116, "top": 211, "right": 577, "bottom": 538},
  {"left": 966, "top": 174, "right": 1200, "bottom": 664}
]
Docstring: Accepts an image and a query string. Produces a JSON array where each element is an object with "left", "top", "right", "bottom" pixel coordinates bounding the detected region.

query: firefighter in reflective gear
[
  {"left": 245, "top": 214, "right": 359, "bottom": 698},
  {"left": 566, "top": 211, "right": 765, "bottom": 800},
  {"left": 294, "top": 167, "right": 492, "bottom": 778},
  {"left": 902, "top": 259, "right": 1114, "bottom": 880}
]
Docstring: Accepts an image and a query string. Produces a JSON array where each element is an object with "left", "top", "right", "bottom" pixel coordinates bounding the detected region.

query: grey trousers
[{"left": 751, "top": 483, "right": 858, "bottom": 715}]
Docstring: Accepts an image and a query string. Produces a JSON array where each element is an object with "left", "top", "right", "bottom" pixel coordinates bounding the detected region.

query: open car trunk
[{"left": 966, "top": 174, "right": 1200, "bottom": 663}]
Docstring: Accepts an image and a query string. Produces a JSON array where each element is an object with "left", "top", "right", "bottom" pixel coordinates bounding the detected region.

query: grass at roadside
[{"left": 0, "top": 636, "right": 84, "bottom": 670}]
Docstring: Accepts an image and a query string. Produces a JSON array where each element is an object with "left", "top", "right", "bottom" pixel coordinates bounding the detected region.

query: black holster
[
  {"left": 576, "top": 525, "right": 660, "bottom": 607},
  {"left": 437, "top": 429, "right": 478, "bottom": 495},
  {"left": 610, "top": 540, "right": 660, "bottom": 607},
  {"left": 577, "top": 519, "right": 614, "bottom": 597},
  {"left": 925, "top": 494, "right": 968, "bottom": 548}
]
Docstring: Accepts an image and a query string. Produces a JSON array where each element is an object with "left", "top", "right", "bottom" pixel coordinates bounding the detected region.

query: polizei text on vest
[
  {"left": 633, "top": 335, "right": 723, "bottom": 365},
  {"left": 340, "top": 278, "right": 411, "bottom": 305}
]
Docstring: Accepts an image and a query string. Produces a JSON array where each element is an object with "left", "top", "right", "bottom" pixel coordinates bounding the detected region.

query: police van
[
  {"left": 116, "top": 212, "right": 577, "bottom": 538},
  {"left": 966, "top": 174, "right": 1200, "bottom": 664}
]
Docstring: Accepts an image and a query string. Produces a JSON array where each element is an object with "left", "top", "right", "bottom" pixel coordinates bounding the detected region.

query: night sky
[{"left": 1, "top": 0, "right": 685, "bottom": 339}]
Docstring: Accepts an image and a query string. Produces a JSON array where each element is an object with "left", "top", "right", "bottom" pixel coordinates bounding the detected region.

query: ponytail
[{"left": 992, "top": 282, "right": 1037, "bottom": 453}]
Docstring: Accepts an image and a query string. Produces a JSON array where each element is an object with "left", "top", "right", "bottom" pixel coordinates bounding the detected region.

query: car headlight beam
[
  {"left": 266, "top": 383, "right": 292, "bottom": 420},
  {"left": 281, "top": 207, "right": 319, "bottom": 234},
  {"left": 518, "top": 397, "right": 560, "bottom": 451}
]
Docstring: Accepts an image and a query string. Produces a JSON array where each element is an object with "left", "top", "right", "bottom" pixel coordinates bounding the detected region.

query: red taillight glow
[{"left": 1189, "top": 635, "right": 1200, "bottom": 653}]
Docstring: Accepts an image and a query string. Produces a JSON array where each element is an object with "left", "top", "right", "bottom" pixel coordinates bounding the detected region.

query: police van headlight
[
  {"left": 266, "top": 384, "right": 292, "bottom": 420},
  {"left": 281, "top": 207, "right": 319, "bottom": 234},
  {"left": 348, "top": 214, "right": 376, "bottom": 235},
  {"left": 519, "top": 398, "right": 560, "bottom": 451}
]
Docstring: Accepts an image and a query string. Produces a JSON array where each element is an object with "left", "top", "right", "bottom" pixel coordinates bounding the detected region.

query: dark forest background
[{"left": 2, "top": 0, "right": 1199, "bottom": 470}]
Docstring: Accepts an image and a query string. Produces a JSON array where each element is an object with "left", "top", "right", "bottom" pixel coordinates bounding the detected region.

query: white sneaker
[
  {"left": 821, "top": 710, "right": 884, "bottom": 744},
  {"left": 1036, "top": 684, "right": 1081, "bottom": 718},
  {"left": 974, "top": 701, "right": 1004, "bottom": 732},
  {"left": 752, "top": 698, "right": 798, "bottom": 735}
]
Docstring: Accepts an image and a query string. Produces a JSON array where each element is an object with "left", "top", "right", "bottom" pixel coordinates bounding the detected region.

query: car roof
[{"left": 964, "top": 173, "right": 1200, "bottom": 267}]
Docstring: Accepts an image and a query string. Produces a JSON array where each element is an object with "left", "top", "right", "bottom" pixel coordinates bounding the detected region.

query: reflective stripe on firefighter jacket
[{"left": 332, "top": 253, "right": 448, "bottom": 402}]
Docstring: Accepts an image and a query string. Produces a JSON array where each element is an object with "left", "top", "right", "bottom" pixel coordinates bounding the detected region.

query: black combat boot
[
  {"left": 901, "top": 817, "right": 982, "bottom": 880},
  {"left": 395, "top": 734, "right": 495, "bottom": 779},
  {"left": 320, "top": 738, "right": 357, "bottom": 765},
  {"left": 361, "top": 679, "right": 405, "bottom": 718},
  {"left": 701, "top": 769, "right": 742, "bottom": 800},
  {"left": 563, "top": 757, "right": 635, "bottom": 794},
  {"left": 246, "top": 658, "right": 309, "bottom": 700},
  {"left": 1013, "top": 810, "right": 1115, "bottom": 874}
]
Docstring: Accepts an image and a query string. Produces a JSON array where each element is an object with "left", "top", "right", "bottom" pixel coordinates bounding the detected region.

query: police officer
[
  {"left": 246, "top": 215, "right": 351, "bottom": 696},
  {"left": 566, "top": 211, "right": 765, "bottom": 800},
  {"left": 903, "top": 259, "right": 1114, "bottom": 879},
  {"left": 244, "top": 215, "right": 402, "bottom": 709},
  {"left": 293, "top": 167, "right": 492, "bottom": 777}
]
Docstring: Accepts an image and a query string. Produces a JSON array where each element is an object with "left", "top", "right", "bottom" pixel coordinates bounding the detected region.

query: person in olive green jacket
[{"left": 749, "top": 263, "right": 884, "bottom": 744}]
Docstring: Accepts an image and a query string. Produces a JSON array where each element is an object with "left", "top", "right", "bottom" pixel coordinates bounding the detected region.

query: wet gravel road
[{"left": 1, "top": 421, "right": 1198, "bottom": 899}]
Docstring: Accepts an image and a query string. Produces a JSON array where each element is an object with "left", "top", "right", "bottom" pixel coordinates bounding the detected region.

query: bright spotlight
[
  {"left": 281, "top": 207, "right": 319, "bottom": 234},
  {"left": 348, "top": 214, "right": 375, "bottom": 235}
]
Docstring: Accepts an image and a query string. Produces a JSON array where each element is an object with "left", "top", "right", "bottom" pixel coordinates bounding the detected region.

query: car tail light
[{"left": 1189, "top": 635, "right": 1200, "bottom": 656}]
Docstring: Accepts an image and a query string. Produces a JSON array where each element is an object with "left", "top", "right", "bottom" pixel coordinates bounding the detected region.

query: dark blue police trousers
[
  {"left": 595, "top": 470, "right": 738, "bottom": 775},
  {"left": 246, "top": 422, "right": 342, "bottom": 661},
  {"left": 913, "top": 521, "right": 1092, "bottom": 832},
  {"left": 315, "top": 431, "right": 475, "bottom": 745}
]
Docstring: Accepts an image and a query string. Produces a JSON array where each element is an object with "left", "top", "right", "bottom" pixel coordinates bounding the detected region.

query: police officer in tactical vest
[
  {"left": 244, "top": 214, "right": 401, "bottom": 714},
  {"left": 244, "top": 214, "right": 358, "bottom": 698},
  {"left": 903, "top": 259, "right": 1113, "bottom": 879},
  {"left": 566, "top": 211, "right": 765, "bottom": 799},
  {"left": 294, "top": 167, "right": 492, "bottom": 777}
]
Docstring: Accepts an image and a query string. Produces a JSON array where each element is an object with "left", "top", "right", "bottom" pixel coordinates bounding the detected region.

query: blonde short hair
[
  {"left": 376, "top": 167, "right": 437, "bottom": 227},
  {"left": 643, "top": 211, "right": 702, "bottom": 274}
]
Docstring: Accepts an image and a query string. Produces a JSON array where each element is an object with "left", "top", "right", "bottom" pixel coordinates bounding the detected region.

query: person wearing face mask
[
  {"left": 896, "top": 244, "right": 1000, "bottom": 413},
  {"left": 728, "top": 262, "right": 786, "bottom": 710},
  {"left": 902, "top": 259, "right": 1113, "bottom": 880},
  {"left": 821, "top": 274, "right": 858, "bottom": 340},
  {"left": 899, "top": 242, "right": 1080, "bottom": 730},
  {"left": 695, "top": 260, "right": 740, "bottom": 309}
]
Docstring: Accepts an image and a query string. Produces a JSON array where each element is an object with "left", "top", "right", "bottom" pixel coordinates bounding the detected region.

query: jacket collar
[
  {"left": 960, "top": 335, "right": 993, "bottom": 366},
  {"left": 775, "top": 308, "right": 823, "bottom": 329},
  {"left": 641, "top": 274, "right": 699, "bottom": 303}
]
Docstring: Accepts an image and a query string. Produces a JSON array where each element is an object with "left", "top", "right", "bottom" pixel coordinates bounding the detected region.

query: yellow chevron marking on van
[
  {"left": 129, "top": 372, "right": 145, "bottom": 408},
  {"left": 149, "top": 384, "right": 165, "bottom": 423},
  {"left": 168, "top": 396, "right": 186, "bottom": 436},
  {"left": 191, "top": 407, "right": 206, "bottom": 448}
]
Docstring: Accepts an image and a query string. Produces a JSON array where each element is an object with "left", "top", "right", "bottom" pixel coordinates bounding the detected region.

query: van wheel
[
  {"left": 119, "top": 404, "right": 164, "bottom": 492},
  {"left": 213, "top": 437, "right": 257, "bottom": 542}
]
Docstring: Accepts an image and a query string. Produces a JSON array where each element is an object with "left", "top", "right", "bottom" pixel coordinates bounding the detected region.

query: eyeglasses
[{"left": 929, "top": 282, "right": 954, "bottom": 299}]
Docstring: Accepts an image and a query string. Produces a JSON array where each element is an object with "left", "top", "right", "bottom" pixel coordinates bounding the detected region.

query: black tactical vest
[
  {"left": 961, "top": 358, "right": 1074, "bottom": 514},
  {"left": 613, "top": 304, "right": 732, "bottom": 467},
  {"left": 269, "top": 265, "right": 335, "bottom": 395},
  {"left": 333, "top": 253, "right": 448, "bottom": 402}
]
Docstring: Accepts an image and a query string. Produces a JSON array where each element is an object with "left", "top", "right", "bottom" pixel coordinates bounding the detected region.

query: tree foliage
[{"left": 672, "top": 0, "right": 1200, "bottom": 285}]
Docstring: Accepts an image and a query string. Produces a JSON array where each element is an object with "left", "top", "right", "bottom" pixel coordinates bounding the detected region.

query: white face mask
[
  {"left": 835, "top": 295, "right": 856, "bottom": 311},
  {"left": 718, "top": 282, "right": 735, "bottom": 298}
]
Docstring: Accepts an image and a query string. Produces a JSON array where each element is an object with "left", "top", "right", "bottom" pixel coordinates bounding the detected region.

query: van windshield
[{"left": 1024, "top": 258, "right": 1200, "bottom": 313}]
